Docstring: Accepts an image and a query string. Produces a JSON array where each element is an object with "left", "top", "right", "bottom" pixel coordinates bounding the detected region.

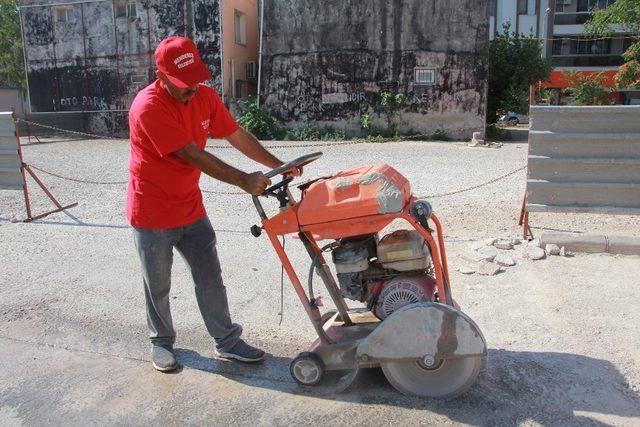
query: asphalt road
[{"left": 1, "top": 138, "right": 639, "bottom": 425}]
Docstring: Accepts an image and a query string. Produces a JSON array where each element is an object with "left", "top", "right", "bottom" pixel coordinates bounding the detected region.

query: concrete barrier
[
  {"left": 540, "top": 232, "right": 640, "bottom": 256},
  {"left": 526, "top": 106, "right": 640, "bottom": 216},
  {"left": 0, "top": 112, "right": 22, "bottom": 191}
]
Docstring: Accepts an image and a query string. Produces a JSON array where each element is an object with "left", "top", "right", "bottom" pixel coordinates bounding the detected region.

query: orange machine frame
[{"left": 254, "top": 191, "right": 452, "bottom": 343}]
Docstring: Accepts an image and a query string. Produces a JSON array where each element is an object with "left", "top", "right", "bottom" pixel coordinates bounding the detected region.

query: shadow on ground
[{"left": 176, "top": 347, "right": 640, "bottom": 425}]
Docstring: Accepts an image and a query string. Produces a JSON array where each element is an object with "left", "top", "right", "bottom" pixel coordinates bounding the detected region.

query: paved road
[{"left": 1, "top": 138, "right": 639, "bottom": 425}]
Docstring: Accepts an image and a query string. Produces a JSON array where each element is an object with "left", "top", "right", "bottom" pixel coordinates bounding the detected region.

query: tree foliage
[
  {"left": 488, "top": 23, "right": 552, "bottom": 123},
  {"left": 585, "top": 0, "right": 640, "bottom": 88},
  {"left": 0, "top": 0, "right": 25, "bottom": 90},
  {"left": 562, "top": 71, "right": 611, "bottom": 105}
]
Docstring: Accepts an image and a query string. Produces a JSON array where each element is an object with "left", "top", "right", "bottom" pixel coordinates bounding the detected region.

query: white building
[{"left": 489, "top": 0, "right": 638, "bottom": 104}]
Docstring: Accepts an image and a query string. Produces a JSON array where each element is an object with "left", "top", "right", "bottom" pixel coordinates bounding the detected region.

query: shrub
[{"left": 236, "top": 98, "right": 284, "bottom": 140}]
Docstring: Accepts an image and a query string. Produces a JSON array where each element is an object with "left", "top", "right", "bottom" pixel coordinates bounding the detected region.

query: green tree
[
  {"left": 562, "top": 71, "right": 611, "bottom": 105},
  {"left": 0, "top": 0, "right": 25, "bottom": 90},
  {"left": 585, "top": 0, "right": 640, "bottom": 88},
  {"left": 488, "top": 23, "right": 552, "bottom": 123}
]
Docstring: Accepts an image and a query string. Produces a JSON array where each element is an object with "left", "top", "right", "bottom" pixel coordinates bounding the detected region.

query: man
[{"left": 127, "top": 36, "right": 295, "bottom": 372}]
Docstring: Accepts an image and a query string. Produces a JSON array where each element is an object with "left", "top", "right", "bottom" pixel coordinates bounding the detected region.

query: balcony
[
  {"left": 552, "top": 55, "right": 624, "bottom": 67},
  {"left": 554, "top": 12, "right": 592, "bottom": 25}
]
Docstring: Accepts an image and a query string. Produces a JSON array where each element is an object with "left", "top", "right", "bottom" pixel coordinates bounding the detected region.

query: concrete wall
[
  {"left": 221, "top": 0, "right": 258, "bottom": 101},
  {"left": 260, "top": 0, "right": 489, "bottom": 138},
  {"left": 527, "top": 106, "right": 640, "bottom": 215},
  {"left": 0, "top": 89, "right": 26, "bottom": 117},
  {"left": 19, "top": 0, "right": 222, "bottom": 136}
]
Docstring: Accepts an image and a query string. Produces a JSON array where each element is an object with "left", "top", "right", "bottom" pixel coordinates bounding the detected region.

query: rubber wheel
[
  {"left": 381, "top": 355, "right": 483, "bottom": 398},
  {"left": 290, "top": 352, "right": 325, "bottom": 386}
]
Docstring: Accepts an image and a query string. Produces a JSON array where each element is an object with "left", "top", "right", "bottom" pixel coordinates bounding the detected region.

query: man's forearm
[
  {"left": 226, "top": 128, "right": 282, "bottom": 169},
  {"left": 174, "top": 142, "right": 246, "bottom": 186}
]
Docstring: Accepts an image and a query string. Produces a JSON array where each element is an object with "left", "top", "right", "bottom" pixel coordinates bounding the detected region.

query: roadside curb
[{"left": 540, "top": 232, "right": 640, "bottom": 256}]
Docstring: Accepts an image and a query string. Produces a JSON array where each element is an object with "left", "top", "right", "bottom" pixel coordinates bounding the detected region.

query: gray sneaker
[
  {"left": 151, "top": 344, "right": 178, "bottom": 372},
  {"left": 215, "top": 339, "right": 266, "bottom": 363}
]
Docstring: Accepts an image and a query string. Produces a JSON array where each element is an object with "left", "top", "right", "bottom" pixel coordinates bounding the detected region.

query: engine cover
[{"left": 375, "top": 276, "right": 436, "bottom": 320}]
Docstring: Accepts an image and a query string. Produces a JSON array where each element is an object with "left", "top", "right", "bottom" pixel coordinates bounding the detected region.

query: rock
[
  {"left": 468, "top": 131, "right": 485, "bottom": 147},
  {"left": 460, "top": 251, "right": 485, "bottom": 263},
  {"left": 477, "top": 260, "right": 501, "bottom": 276},
  {"left": 545, "top": 244, "right": 561, "bottom": 256},
  {"left": 458, "top": 265, "right": 475, "bottom": 275},
  {"left": 559, "top": 246, "right": 572, "bottom": 257},
  {"left": 477, "top": 245, "right": 499, "bottom": 262},
  {"left": 467, "top": 241, "right": 485, "bottom": 251},
  {"left": 484, "top": 238, "right": 498, "bottom": 246},
  {"left": 494, "top": 239, "right": 514, "bottom": 250},
  {"left": 510, "top": 238, "right": 522, "bottom": 246},
  {"left": 523, "top": 246, "right": 546, "bottom": 260},
  {"left": 528, "top": 238, "right": 541, "bottom": 248},
  {"left": 495, "top": 252, "right": 516, "bottom": 267}
]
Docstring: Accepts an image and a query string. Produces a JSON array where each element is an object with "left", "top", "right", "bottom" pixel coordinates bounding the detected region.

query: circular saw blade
[{"left": 381, "top": 355, "right": 483, "bottom": 398}]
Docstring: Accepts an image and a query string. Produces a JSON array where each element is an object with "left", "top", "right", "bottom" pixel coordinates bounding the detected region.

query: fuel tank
[{"left": 297, "top": 164, "right": 412, "bottom": 226}]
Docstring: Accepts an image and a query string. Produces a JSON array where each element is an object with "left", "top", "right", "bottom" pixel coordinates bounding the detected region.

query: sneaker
[
  {"left": 215, "top": 339, "right": 266, "bottom": 363},
  {"left": 151, "top": 343, "right": 179, "bottom": 372}
]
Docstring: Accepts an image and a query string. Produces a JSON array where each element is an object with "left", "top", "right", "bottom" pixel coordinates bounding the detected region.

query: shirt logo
[
  {"left": 201, "top": 119, "right": 210, "bottom": 129},
  {"left": 174, "top": 52, "right": 195, "bottom": 69}
]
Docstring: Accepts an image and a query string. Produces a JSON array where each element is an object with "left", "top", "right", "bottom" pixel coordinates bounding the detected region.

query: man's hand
[
  {"left": 283, "top": 166, "right": 303, "bottom": 178},
  {"left": 240, "top": 171, "right": 271, "bottom": 196}
]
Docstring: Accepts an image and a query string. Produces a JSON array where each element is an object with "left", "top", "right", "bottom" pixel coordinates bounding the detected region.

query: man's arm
[
  {"left": 225, "top": 128, "right": 283, "bottom": 169},
  {"left": 173, "top": 142, "right": 270, "bottom": 196}
]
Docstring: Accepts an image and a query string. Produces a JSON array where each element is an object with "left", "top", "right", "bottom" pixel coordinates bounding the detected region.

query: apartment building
[{"left": 489, "top": 0, "right": 639, "bottom": 105}]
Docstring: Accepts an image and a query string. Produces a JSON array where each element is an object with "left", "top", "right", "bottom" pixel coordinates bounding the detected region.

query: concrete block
[{"left": 540, "top": 232, "right": 607, "bottom": 254}]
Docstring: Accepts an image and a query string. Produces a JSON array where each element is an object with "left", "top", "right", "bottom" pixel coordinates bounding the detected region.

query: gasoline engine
[{"left": 331, "top": 229, "right": 436, "bottom": 320}]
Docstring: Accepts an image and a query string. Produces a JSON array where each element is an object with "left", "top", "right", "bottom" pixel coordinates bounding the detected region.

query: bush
[
  {"left": 562, "top": 71, "right": 611, "bottom": 106},
  {"left": 284, "top": 122, "right": 346, "bottom": 141},
  {"left": 430, "top": 129, "right": 450, "bottom": 141},
  {"left": 236, "top": 98, "right": 284, "bottom": 140}
]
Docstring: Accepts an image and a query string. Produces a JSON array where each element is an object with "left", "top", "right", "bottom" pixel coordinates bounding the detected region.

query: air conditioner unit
[
  {"left": 562, "top": 0, "right": 572, "bottom": 5},
  {"left": 246, "top": 61, "right": 257, "bottom": 80}
]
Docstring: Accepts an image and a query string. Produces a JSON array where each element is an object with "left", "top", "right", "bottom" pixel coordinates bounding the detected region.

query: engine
[{"left": 331, "top": 229, "right": 436, "bottom": 320}]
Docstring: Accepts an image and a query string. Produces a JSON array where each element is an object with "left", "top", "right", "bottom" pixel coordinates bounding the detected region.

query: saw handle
[{"left": 264, "top": 151, "right": 323, "bottom": 179}]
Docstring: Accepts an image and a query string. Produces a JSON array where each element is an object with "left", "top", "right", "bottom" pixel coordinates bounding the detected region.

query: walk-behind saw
[{"left": 250, "top": 152, "right": 486, "bottom": 398}]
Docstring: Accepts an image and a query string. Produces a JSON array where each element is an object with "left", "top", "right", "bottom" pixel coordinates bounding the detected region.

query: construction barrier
[
  {"left": 0, "top": 112, "right": 23, "bottom": 190},
  {"left": 521, "top": 105, "right": 640, "bottom": 237},
  {"left": 1, "top": 110, "right": 77, "bottom": 221}
]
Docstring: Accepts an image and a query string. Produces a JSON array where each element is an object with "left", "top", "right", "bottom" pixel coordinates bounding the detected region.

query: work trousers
[{"left": 132, "top": 215, "right": 242, "bottom": 351}]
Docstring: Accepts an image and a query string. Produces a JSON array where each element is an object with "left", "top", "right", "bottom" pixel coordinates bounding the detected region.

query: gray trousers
[{"left": 132, "top": 216, "right": 242, "bottom": 351}]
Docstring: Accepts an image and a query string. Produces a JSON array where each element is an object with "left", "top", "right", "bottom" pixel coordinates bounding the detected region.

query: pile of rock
[{"left": 457, "top": 237, "right": 572, "bottom": 276}]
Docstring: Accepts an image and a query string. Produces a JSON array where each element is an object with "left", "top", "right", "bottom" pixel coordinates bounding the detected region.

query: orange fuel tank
[{"left": 297, "top": 164, "right": 412, "bottom": 226}]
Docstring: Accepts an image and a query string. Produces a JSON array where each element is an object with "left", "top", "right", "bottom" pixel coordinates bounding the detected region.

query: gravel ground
[{"left": 0, "top": 137, "right": 639, "bottom": 425}]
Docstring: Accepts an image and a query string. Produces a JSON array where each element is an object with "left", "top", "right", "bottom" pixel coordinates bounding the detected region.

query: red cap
[{"left": 154, "top": 36, "right": 211, "bottom": 88}]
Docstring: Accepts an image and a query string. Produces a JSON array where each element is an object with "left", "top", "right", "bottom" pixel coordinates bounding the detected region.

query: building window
[
  {"left": 518, "top": 0, "right": 536, "bottom": 15},
  {"left": 235, "top": 10, "right": 246, "bottom": 45},
  {"left": 488, "top": 0, "right": 497, "bottom": 16},
  {"left": 115, "top": 0, "right": 137, "bottom": 18},
  {"left": 577, "top": 0, "right": 616, "bottom": 12},
  {"left": 555, "top": 0, "right": 572, "bottom": 13},
  {"left": 246, "top": 61, "right": 257, "bottom": 80},
  {"left": 53, "top": 7, "right": 75, "bottom": 23},
  {"left": 414, "top": 68, "right": 436, "bottom": 85}
]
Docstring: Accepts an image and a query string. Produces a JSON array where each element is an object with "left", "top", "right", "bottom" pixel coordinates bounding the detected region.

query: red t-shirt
[{"left": 126, "top": 79, "right": 239, "bottom": 229}]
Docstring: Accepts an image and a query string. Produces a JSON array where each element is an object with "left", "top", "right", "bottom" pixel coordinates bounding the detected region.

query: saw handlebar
[{"left": 264, "top": 151, "right": 323, "bottom": 179}]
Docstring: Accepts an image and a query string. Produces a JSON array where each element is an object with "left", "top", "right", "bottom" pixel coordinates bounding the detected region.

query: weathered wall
[
  {"left": 261, "top": 0, "right": 489, "bottom": 138},
  {"left": 20, "top": 0, "right": 221, "bottom": 135}
]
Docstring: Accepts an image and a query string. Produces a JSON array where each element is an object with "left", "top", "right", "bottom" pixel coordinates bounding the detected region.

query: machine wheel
[
  {"left": 381, "top": 355, "right": 483, "bottom": 398},
  {"left": 290, "top": 352, "right": 325, "bottom": 386}
]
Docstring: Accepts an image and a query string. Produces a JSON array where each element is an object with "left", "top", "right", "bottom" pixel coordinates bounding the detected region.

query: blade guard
[{"left": 356, "top": 302, "right": 487, "bottom": 362}]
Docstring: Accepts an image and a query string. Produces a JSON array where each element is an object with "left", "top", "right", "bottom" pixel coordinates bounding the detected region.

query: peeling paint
[
  {"left": 20, "top": 0, "right": 222, "bottom": 135},
  {"left": 359, "top": 172, "right": 404, "bottom": 214},
  {"left": 261, "top": 0, "right": 489, "bottom": 138}
]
